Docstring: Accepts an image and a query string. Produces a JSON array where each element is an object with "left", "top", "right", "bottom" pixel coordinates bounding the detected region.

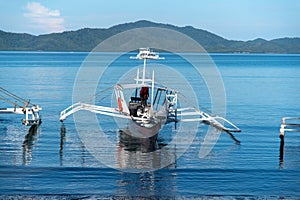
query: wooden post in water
[
  {"left": 279, "top": 133, "right": 285, "bottom": 163},
  {"left": 279, "top": 118, "right": 285, "bottom": 163}
]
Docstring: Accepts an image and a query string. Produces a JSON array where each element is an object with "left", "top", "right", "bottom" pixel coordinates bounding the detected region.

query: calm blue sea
[{"left": 0, "top": 51, "right": 300, "bottom": 198}]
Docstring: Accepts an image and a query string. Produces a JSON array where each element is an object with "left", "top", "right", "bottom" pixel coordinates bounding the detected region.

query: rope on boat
[{"left": 0, "top": 86, "right": 31, "bottom": 108}]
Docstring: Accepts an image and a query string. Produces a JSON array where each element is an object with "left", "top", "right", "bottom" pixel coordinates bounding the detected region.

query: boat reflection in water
[
  {"left": 22, "top": 124, "right": 40, "bottom": 165},
  {"left": 116, "top": 129, "right": 178, "bottom": 196},
  {"left": 116, "top": 128, "right": 177, "bottom": 171},
  {"left": 118, "top": 129, "right": 158, "bottom": 152},
  {"left": 60, "top": 123, "right": 66, "bottom": 166},
  {"left": 115, "top": 166, "right": 178, "bottom": 197}
]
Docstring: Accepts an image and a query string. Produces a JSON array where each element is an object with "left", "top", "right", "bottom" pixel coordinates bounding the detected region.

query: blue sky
[{"left": 1, "top": 0, "right": 299, "bottom": 40}]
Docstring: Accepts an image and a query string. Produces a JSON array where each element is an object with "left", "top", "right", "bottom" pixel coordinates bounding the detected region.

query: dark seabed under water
[{"left": 0, "top": 51, "right": 300, "bottom": 199}]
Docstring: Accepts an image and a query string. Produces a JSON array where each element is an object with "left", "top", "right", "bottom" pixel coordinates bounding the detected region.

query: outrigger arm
[
  {"left": 165, "top": 91, "right": 241, "bottom": 135},
  {"left": 168, "top": 106, "right": 241, "bottom": 143},
  {"left": 175, "top": 107, "right": 241, "bottom": 132},
  {"left": 59, "top": 102, "right": 150, "bottom": 122}
]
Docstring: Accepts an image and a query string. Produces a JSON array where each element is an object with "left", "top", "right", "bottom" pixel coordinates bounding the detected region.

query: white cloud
[{"left": 24, "top": 2, "right": 65, "bottom": 34}]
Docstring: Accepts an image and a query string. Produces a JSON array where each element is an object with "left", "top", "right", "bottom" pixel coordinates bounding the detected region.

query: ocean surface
[{"left": 0, "top": 51, "right": 300, "bottom": 198}]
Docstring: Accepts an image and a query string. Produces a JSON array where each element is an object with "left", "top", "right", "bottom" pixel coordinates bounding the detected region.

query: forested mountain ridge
[{"left": 1, "top": 20, "right": 299, "bottom": 53}]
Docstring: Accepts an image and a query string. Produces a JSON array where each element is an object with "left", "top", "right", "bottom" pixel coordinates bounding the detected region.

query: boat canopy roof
[{"left": 130, "top": 48, "right": 163, "bottom": 60}]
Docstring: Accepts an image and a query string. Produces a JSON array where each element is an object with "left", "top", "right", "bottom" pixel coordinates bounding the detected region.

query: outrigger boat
[
  {"left": 0, "top": 87, "right": 42, "bottom": 126},
  {"left": 59, "top": 48, "right": 241, "bottom": 145}
]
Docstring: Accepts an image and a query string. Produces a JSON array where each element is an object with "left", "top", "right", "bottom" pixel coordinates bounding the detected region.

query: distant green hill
[{"left": 0, "top": 20, "right": 299, "bottom": 53}]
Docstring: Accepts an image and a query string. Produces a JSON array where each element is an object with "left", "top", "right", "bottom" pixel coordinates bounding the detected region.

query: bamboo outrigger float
[{"left": 0, "top": 87, "right": 42, "bottom": 126}]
